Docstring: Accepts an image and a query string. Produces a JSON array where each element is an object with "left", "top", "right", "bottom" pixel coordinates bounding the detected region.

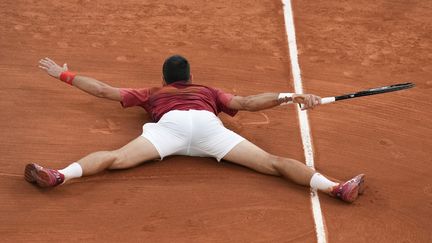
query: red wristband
[{"left": 59, "top": 71, "right": 76, "bottom": 85}]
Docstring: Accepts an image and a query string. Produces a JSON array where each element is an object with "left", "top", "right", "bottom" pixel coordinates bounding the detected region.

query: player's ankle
[
  {"left": 309, "top": 173, "right": 339, "bottom": 192},
  {"left": 58, "top": 162, "right": 83, "bottom": 181}
]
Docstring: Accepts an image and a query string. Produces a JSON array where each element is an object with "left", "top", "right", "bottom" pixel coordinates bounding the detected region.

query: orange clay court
[{"left": 1, "top": 0, "right": 431, "bottom": 242}]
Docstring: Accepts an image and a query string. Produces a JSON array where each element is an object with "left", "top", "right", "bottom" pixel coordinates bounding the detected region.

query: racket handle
[
  {"left": 299, "top": 97, "right": 336, "bottom": 109},
  {"left": 321, "top": 97, "right": 336, "bottom": 105},
  {"left": 297, "top": 96, "right": 336, "bottom": 110}
]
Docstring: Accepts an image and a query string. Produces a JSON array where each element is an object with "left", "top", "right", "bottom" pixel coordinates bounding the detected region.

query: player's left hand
[
  {"left": 292, "top": 94, "right": 321, "bottom": 110},
  {"left": 38, "top": 57, "right": 68, "bottom": 78}
]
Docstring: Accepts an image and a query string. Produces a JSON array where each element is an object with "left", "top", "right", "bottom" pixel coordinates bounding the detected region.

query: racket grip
[
  {"left": 321, "top": 97, "right": 336, "bottom": 105},
  {"left": 298, "top": 97, "right": 336, "bottom": 110}
]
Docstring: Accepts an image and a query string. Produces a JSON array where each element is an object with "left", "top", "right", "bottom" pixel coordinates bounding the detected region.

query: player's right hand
[
  {"left": 292, "top": 94, "right": 321, "bottom": 110},
  {"left": 38, "top": 57, "right": 68, "bottom": 79}
]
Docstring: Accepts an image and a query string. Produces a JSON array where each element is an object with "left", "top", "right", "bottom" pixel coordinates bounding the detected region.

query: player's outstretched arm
[
  {"left": 228, "top": 93, "right": 321, "bottom": 111},
  {"left": 38, "top": 57, "right": 121, "bottom": 101}
]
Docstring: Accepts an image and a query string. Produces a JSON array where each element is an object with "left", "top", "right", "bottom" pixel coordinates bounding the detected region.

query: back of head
[{"left": 162, "top": 55, "right": 190, "bottom": 84}]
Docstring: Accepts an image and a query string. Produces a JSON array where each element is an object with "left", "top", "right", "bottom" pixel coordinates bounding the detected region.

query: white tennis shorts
[{"left": 141, "top": 110, "right": 245, "bottom": 161}]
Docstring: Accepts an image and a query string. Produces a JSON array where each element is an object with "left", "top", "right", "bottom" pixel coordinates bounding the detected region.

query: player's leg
[
  {"left": 78, "top": 136, "right": 160, "bottom": 174},
  {"left": 222, "top": 140, "right": 365, "bottom": 203},
  {"left": 24, "top": 136, "right": 160, "bottom": 187},
  {"left": 223, "top": 140, "right": 317, "bottom": 186}
]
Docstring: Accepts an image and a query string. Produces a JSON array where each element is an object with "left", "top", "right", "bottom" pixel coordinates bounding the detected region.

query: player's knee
[
  {"left": 270, "top": 155, "right": 284, "bottom": 174},
  {"left": 108, "top": 150, "right": 128, "bottom": 169},
  {"left": 260, "top": 154, "right": 280, "bottom": 176}
]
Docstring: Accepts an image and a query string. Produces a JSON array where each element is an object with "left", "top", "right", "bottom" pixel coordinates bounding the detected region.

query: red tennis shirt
[{"left": 119, "top": 81, "right": 238, "bottom": 122}]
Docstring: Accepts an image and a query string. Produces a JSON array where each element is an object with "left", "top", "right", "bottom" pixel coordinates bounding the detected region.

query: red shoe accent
[
  {"left": 24, "top": 163, "right": 64, "bottom": 188},
  {"left": 331, "top": 174, "right": 365, "bottom": 203},
  {"left": 358, "top": 174, "right": 366, "bottom": 195}
]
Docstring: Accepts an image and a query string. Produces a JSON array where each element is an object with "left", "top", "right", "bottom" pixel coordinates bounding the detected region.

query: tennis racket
[{"left": 320, "top": 82, "right": 415, "bottom": 105}]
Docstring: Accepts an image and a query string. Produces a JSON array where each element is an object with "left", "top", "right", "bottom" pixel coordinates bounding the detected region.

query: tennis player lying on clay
[{"left": 26, "top": 55, "right": 365, "bottom": 203}]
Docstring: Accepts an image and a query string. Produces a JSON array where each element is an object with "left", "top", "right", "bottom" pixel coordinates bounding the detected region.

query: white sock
[
  {"left": 58, "top": 162, "right": 83, "bottom": 182},
  {"left": 309, "top": 173, "right": 339, "bottom": 192}
]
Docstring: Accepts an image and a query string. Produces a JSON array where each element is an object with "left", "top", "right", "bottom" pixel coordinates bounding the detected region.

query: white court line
[{"left": 281, "top": 1, "right": 327, "bottom": 243}]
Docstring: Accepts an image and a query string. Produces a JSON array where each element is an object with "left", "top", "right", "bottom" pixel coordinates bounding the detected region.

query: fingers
[
  {"left": 294, "top": 94, "right": 321, "bottom": 110},
  {"left": 311, "top": 96, "right": 320, "bottom": 108},
  {"left": 314, "top": 96, "right": 321, "bottom": 107},
  {"left": 38, "top": 57, "right": 64, "bottom": 78},
  {"left": 300, "top": 95, "right": 321, "bottom": 110},
  {"left": 301, "top": 95, "right": 313, "bottom": 110},
  {"left": 39, "top": 57, "right": 58, "bottom": 67},
  {"left": 39, "top": 59, "right": 53, "bottom": 69},
  {"left": 38, "top": 60, "right": 51, "bottom": 71},
  {"left": 44, "top": 57, "right": 57, "bottom": 65},
  {"left": 309, "top": 97, "right": 315, "bottom": 108}
]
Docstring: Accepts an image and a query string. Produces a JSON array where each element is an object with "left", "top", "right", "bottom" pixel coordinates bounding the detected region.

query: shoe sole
[
  {"left": 24, "top": 164, "right": 37, "bottom": 183},
  {"left": 24, "top": 163, "right": 52, "bottom": 188}
]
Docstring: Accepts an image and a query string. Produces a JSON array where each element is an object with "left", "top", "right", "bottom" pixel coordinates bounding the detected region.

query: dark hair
[{"left": 162, "top": 55, "right": 190, "bottom": 84}]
